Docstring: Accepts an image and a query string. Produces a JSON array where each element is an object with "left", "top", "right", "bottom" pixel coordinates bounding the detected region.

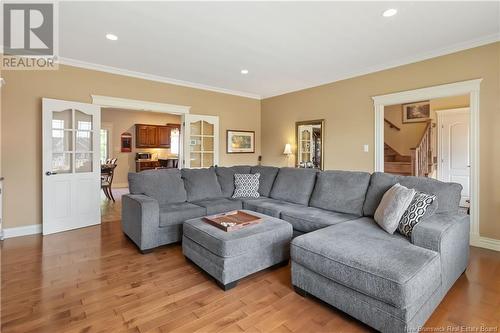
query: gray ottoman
[{"left": 182, "top": 210, "right": 293, "bottom": 290}]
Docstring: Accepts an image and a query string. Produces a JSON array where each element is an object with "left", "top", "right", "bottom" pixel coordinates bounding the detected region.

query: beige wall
[
  {"left": 261, "top": 42, "right": 500, "bottom": 239},
  {"left": 101, "top": 108, "right": 181, "bottom": 187},
  {"left": 1, "top": 64, "right": 260, "bottom": 229}
]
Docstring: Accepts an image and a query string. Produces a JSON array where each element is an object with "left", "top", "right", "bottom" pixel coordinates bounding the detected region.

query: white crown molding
[
  {"left": 91, "top": 95, "right": 191, "bottom": 114},
  {"left": 58, "top": 57, "right": 262, "bottom": 100},
  {"left": 3, "top": 224, "right": 42, "bottom": 239},
  {"left": 263, "top": 33, "right": 500, "bottom": 99}
]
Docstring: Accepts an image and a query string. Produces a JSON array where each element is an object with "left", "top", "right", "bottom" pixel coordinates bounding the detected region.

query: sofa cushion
[
  {"left": 192, "top": 198, "right": 243, "bottom": 215},
  {"left": 363, "top": 172, "right": 462, "bottom": 216},
  {"left": 128, "top": 169, "right": 187, "bottom": 205},
  {"left": 291, "top": 217, "right": 441, "bottom": 308},
  {"left": 215, "top": 166, "right": 252, "bottom": 197},
  {"left": 243, "top": 197, "right": 304, "bottom": 218},
  {"left": 251, "top": 166, "right": 279, "bottom": 197},
  {"left": 270, "top": 168, "right": 318, "bottom": 205},
  {"left": 183, "top": 210, "right": 292, "bottom": 258},
  {"left": 309, "top": 170, "right": 371, "bottom": 216},
  {"left": 159, "top": 202, "right": 207, "bottom": 227},
  {"left": 181, "top": 168, "right": 223, "bottom": 202},
  {"left": 280, "top": 206, "right": 359, "bottom": 233}
]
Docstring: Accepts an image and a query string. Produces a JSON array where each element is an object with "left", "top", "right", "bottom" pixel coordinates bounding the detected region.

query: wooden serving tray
[{"left": 202, "top": 210, "right": 262, "bottom": 232}]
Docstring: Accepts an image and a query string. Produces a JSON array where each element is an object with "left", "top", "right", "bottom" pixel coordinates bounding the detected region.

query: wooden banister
[
  {"left": 384, "top": 119, "right": 401, "bottom": 131},
  {"left": 410, "top": 121, "right": 433, "bottom": 177}
]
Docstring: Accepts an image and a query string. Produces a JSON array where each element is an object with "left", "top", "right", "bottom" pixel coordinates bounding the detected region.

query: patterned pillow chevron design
[
  {"left": 232, "top": 173, "right": 260, "bottom": 198},
  {"left": 398, "top": 192, "right": 436, "bottom": 237}
]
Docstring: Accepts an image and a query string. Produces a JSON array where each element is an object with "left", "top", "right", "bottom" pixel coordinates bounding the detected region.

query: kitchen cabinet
[
  {"left": 135, "top": 160, "right": 160, "bottom": 172},
  {"left": 157, "top": 126, "right": 171, "bottom": 148},
  {"left": 135, "top": 124, "right": 175, "bottom": 148}
]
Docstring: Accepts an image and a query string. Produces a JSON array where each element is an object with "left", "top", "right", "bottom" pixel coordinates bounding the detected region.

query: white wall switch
[{"left": 363, "top": 144, "right": 369, "bottom": 152}]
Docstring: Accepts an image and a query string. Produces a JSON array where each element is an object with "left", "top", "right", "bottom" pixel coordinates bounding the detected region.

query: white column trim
[{"left": 372, "top": 79, "right": 485, "bottom": 249}]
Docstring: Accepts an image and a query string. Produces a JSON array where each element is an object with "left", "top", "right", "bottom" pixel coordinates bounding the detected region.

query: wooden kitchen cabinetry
[{"left": 135, "top": 124, "right": 173, "bottom": 148}]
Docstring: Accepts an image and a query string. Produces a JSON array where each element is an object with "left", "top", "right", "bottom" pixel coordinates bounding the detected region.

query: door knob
[{"left": 45, "top": 171, "right": 58, "bottom": 176}]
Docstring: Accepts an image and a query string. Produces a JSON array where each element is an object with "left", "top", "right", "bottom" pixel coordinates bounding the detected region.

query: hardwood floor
[
  {"left": 100, "top": 187, "right": 128, "bottom": 223},
  {"left": 2, "top": 207, "right": 499, "bottom": 333}
]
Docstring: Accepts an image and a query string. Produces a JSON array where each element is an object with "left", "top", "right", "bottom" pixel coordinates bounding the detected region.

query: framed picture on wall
[
  {"left": 402, "top": 101, "right": 431, "bottom": 123},
  {"left": 226, "top": 130, "right": 255, "bottom": 153}
]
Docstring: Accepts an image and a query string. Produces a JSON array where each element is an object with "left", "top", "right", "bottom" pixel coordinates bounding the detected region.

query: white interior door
[
  {"left": 42, "top": 98, "right": 101, "bottom": 235},
  {"left": 182, "top": 114, "right": 219, "bottom": 168},
  {"left": 437, "top": 108, "right": 470, "bottom": 207}
]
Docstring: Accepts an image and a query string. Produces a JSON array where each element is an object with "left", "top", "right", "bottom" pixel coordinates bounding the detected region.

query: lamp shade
[{"left": 283, "top": 143, "right": 292, "bottom": 155}]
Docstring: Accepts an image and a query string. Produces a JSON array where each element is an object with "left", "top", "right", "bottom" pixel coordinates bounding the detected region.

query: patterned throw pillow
[
  {"left": 398, "top": 192, "right": 436, "bottom": 237},
  {"left": 232, "top": 173, "right": 260, "bottom": 198}
]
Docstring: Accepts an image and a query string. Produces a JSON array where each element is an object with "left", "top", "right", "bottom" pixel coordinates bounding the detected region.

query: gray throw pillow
[
  {"left": 232, "top": 173, "right": 260, "bottom": 198},
  {"left": 374, "top": 183, "right": 416, "bottom": 234},
  {"left": 398, "top": 192, "right": 437, "bottom": 237}
]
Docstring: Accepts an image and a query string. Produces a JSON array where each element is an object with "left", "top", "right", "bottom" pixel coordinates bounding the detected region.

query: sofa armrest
[
  {"left": 121, "top": 194, "right": 160, "bottom": 251},
  {"left": 411, "top": 212, "right": 470, "bottom": 290},
  {"left": 411, "top": 213, "right": 469, "bottom": 253}
]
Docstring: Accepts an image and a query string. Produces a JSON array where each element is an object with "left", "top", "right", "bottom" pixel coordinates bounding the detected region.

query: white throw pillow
[
  {"left": 232, "top": 173, "right": 260, "bottom": 198},
  {"left": 374, "top": 183, "right": 416, "bottom": 234}
]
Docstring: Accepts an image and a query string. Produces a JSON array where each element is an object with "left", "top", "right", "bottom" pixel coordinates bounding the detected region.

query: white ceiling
[{"left": 59, "top": 1, "right": 500, "bottom": 99}]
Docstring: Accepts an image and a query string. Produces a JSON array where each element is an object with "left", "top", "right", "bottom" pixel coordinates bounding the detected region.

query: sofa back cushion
[
  {"left": 215, "top": 166, "right": 252, "bottom": 197},
  {"left": 181, "top": 167, "right": 223, "bottom": 202},
  {"left": 251, "top": 166, "right": 279, "bottom": 197},
  {"left": 270, "top": 168, "right": 318, "bottom": 205},
  {"left": 363, "top": 172, "right": 462, "bottom": 216},
  {"left": 309, "top": 170, "right": 371, "bottom": 216},
  {"left": 128, "top": 169, "right": 187, "bottom": 205}
]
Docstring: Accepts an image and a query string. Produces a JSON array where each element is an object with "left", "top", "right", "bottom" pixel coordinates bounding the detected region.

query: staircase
[
  {"left": 384, "top": 120, "right": 435, "bottom": 177},
  {"left": 384, "top": 144, "right": 412, "bottom": 176}
]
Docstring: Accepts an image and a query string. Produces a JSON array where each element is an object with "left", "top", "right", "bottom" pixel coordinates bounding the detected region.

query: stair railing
[{"left": 410, "top": 121, "right": 432, "bottom": 177}]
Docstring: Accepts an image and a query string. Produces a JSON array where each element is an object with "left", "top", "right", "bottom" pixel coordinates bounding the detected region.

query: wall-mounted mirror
[{"left": 296, "top": 119, "right": 324, "bottom": 169}]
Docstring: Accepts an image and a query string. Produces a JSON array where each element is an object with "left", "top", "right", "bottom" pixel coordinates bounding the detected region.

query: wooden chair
[
  {"left": 101, "top": 163, "right": 117, "bottom": 202},
  {"left": 158, "top": 158, "right": 179, "bottom": 169}
]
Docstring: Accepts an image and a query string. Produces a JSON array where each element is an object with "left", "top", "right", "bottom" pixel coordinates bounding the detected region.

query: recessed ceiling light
[
  {"left": 382, "top": 8, "right": 398, "bottom": 17},
  {"left": 240, "top": 69, "right": 249, "bottom": 75},
  {"left": 106, "top": 33, "right": 118, "bottom": 41}
]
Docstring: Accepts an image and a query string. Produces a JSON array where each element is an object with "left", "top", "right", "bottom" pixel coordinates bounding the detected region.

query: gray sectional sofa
[{"left": 121, "top": 166, "right": 469, "bottom": 333}]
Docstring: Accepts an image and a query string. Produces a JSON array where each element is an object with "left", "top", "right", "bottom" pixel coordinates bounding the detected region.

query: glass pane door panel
[
  {"left": 190, "top": 153, "right": 201, "bottom": 168},
  {"left": 202, "top": 137, "right": 214, "bottom": 151},
  {"left": 202, "top": 121, "right": 214, "bottom": 135},
  {"left": 52, "top": 153, "right": 72, "bottom": 173},
  {"left": 75, "top": 153, "right": 93, "bottom": 173},
  {"left": 75, "top": 110, "right": 93, "bottom": 130},
  {"left": 76, "top": 130, "right": 92, "bottom": 152},
  {"left": 52, "top": 109, "right": 72, "bottom": 129},
  {"left": 190, "top": 137, "right": 201, "bottom": 151},
  {"left": 52, "top": 129, "right": 72, "bottom": 152},
  {"left": 190, "top": 121, "right": 201, "bottom": 135},
  {"left": 202, "top": 153, "right": 214, "bottom": 167}
]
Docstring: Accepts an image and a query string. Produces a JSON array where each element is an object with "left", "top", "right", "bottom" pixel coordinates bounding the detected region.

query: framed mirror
[{"left": 296, "top": 119, "right": 324, "bottom": 169}]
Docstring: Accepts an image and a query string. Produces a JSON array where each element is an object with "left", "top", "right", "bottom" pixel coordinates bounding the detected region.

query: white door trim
[
  {"left": 436, "top": 107, "right": 470, "bottom": 183},
  {"left": 372, "top": 79, "right": 482, "bottom": 246},
  {"left": 91, "top": 95, "right": 191, "bottom": 115}
]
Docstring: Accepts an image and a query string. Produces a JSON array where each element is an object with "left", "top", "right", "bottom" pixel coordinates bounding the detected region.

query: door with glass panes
[
  {"left": 182, "top": 115, "right": 219, "bottom": 168},
  {"left": 42, "top": 98, "right": 101, "bottom": 235}
]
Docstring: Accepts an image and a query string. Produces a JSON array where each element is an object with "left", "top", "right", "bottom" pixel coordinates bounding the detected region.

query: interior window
[
  {"left": 170, "top": 127, "right": 180, "bottom": 155},
  {"left": 100, "top": 129, "right": 108, "bottom": 163}
]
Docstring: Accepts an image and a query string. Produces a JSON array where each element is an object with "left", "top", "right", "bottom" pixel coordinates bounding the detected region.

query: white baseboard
[
  {"left": 470, "top": 235, "right": 500, "bottom": 252},
  {"left": 3, "top": 224, "right": 42, "bottom": 239}
]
